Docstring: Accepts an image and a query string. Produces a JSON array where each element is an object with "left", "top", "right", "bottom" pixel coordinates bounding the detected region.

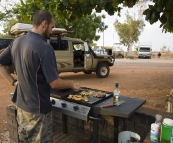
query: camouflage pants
[{"left": 17, "top": 108, "right": 53, "bottom": 143}]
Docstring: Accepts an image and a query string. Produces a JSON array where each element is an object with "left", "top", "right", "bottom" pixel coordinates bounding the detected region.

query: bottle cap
[
  {"left": 155, "top": 114, "right": 162, "bottom": 121},
  {"left": 115, "top": 82, "right": 118, "bottom": 87},
  {"left": 163, "top": 118, "right": 173, "bottom": 126}
]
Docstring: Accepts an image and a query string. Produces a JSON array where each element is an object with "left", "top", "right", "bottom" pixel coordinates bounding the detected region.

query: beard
[{"left": 42, "top": 27, "right": 50, "bottom": 39}]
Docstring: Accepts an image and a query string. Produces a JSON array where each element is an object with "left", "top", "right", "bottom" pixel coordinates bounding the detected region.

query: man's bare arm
[
  {"left": 0, "top": 48, "right": 5, "bottom": 54},
  {"left": 49, "top": 78, "right": 80, "bottom": 92},
  {"left": 0, "top": 64, "right": 16, "bottom": 85}
]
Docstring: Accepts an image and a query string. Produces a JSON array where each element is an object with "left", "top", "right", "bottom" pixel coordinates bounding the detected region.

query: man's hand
[
  {"left": 71, "top": 83, "right": 81, "bottom": 92},
  {"left": 12, "top": 79, "right": 18, "bottom": 86},
  {"left": 0, "top": 64, "right": 16, "bottom": 85}
]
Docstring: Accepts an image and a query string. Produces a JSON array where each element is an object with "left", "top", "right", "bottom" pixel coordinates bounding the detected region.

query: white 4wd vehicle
[{"left": 9, "top": 23, "right": 115, "bottom": 78}]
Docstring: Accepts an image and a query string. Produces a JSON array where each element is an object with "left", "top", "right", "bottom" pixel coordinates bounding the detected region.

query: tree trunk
[{"left": 127, "top": 44, "right": 132, "bottom": 57}]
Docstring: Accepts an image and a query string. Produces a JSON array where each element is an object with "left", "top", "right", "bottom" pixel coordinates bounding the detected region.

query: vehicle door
[
  {"left": 0, "top": 38, "right": 13, "bottom": 50},
  {"left": 84, "top": 42, "right": 92, "bottom": 70},
  {"left": 49, "top": 38, "right": 73, "bottom": 72}
]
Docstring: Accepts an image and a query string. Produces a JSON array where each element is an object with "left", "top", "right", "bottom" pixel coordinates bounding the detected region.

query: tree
[
  {"left": 1, "top": 0, "right": 173, "bottom": 32},
  {"left": 0, "top": 0, "right": 108, "bottom": 43},
  {"left": 160, "top": 45, "right": 166, "bottom": 52},
  {"left": 0, "top": 0, "right": 18, "bottom": 24},
  {"left": 1, "top": 0, "right": 173, "bottom": 33},
  {"left": 60, "top": 13, "right": 108, "bottom": 43},
  {"left": 143, "top": 0, "right": 173, "bottom": 33},
  {"left": 114, "top": 13, "right": 145, "bottom": 57},
  {"left": 2, "top": 18, "right": 20, "bottom": 34}
]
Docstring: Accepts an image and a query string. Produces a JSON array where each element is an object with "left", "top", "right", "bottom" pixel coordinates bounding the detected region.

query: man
[
  {"left": 0, "top": 10, "right": 81, "bottom": 143},
  {"left": 158, "top": 52, "right": 161, "bottom": 58}
]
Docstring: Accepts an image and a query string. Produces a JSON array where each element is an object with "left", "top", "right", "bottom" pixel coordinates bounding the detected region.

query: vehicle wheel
[
  {"left": 83, "top": 71, "right": 92, "bottom": 74},
  {"left": 96, "top": 63, "right": 110, "bottom": 78}
]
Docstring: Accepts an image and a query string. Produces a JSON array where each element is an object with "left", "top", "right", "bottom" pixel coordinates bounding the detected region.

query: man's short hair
[{"left": 33, "top": 10, "right": 53, "bottom": 27}]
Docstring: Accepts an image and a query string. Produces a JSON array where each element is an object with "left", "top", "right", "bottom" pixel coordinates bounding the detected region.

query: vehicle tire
[
  {"left": 83, "top": 70, "right": 92, "bottom": 74},
  {"left": 96, "top": 63, "right": 110, "bottom": 78}
]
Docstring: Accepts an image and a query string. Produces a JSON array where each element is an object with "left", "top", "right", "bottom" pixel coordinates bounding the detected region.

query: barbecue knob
[
  {"left": 73, "top": 106, "right": 79, "bottom": 111},
  {"left": 51, "top": 99, "right": 56, "bottom": 105},
  {"left": 61, "top": 103, "right": 67, "bottom": 108}
]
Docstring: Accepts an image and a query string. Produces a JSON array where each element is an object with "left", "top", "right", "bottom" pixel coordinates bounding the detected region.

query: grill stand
[
  {"left": 62, "top": 114, "right": 67, "bottom": 133},
  {"left": 114, "top": 117, "right": 119, "bottom": 143},
  {"left": 92, "top": 114, "right": 119, "bottom": 143},
  {"left": 92, "top": 113, "right": 99, "bottom": 143}
]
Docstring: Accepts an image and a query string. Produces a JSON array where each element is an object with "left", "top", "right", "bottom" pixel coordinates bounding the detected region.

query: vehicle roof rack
[{"left": 10, "top": 23, "right": 68, "bottom": 36}]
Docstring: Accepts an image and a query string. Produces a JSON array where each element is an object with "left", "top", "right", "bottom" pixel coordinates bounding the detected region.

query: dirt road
[{"left": 0, "top": 57, "right": 173, "bottom": 142}]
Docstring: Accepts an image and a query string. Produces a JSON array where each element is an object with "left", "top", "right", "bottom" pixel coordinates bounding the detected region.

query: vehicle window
[
  {"left": 139, "top": 48, "right": 150, "bottom": 52},
  {"left": 50, "top": 40, "right": 68, "bottom": 51},
  {"left": 73, "top": 43, "right": 85, "bottom": 51},
  {"left": 0, "top": 39, "right": 13, "bottom": 50}
]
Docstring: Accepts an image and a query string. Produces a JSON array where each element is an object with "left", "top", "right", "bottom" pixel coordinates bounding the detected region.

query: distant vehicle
[
  {"left": 112, "top": 43, "right": 124, "bottom": 58},
  {"left": 94, "top": 48, "right": 107, "bottom": 55},
  {"left": 138, "top": 44, "right": 152, "bottom": 59}
]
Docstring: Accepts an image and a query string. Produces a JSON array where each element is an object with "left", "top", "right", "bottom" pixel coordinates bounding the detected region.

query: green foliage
[
  {"left": 1, "top": 0, "right": 173, "bottom": 33},
  {"left": 0, "top": 33, "right": 14, "bottom": 38},
  {"left": 114, "top": 13, "right": 145, "bottom": 52},
  {"left": 1, "top": 0, "right": 125, "bottom": 25},
  {"left": 0, "top": 0, "right": 108, "bottom": 42},
  {"left": 62, "top": 13, "right": 108, "bottom": 42},
  {"left": 143, "top": 0, "right": 173, "bottom": 32},
  {"left": 2, "top": 18, "right": 20, "bottom": 34}
]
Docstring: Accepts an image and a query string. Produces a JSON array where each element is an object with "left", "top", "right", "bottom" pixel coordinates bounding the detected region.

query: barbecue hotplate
[{"left": 50, "top": 87, "right": 112, "bottom": 106}]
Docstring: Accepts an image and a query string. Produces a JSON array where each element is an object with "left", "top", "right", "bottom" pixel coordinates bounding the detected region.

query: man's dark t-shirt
[{"left": 0, "top": 32, "right": 59, "bottom": 114}]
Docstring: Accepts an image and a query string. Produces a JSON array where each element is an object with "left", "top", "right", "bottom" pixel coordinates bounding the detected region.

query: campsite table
[{"left": 92, "top": 95, "right": 146, "bottom": 143}]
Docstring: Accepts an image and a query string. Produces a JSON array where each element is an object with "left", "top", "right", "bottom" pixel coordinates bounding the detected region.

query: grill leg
[
  {"left": 62, "top": 114, "right": 67, "bottom": 133},
  {"left": 92, "top": 114, "right": 99, "bottom": 143},
  {"left": 114, "top": 117, "right": 119, "bottom": 143}
]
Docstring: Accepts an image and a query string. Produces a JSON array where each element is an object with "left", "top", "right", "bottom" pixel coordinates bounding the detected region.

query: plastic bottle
[
  {"left": 155, "top": 114, "right": 162, "bottom": 128},
  {"left": 113, "top": 82, "right": 120, "bottom": 103},
  {"left": 150, "top": 123, "right": 160, "bottom": 142},
  {"left": 160, "top": 118, "right": 173, "bottom": 143},
  {"left": 171, "top": 129, "right": 173, "bottom": 143},
  {"left": 155, "top": 114, "right": 162, "bottom": 141}
]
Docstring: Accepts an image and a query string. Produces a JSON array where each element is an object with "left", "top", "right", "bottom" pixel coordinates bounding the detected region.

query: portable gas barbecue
[
  {"left": 50, "top": 87, "right": 112, "bottom": 106},
  {"left": 50, "top": 87, "right": 111, "bottom": 121},
  {"left": 50, "top": 87, "right": 113, "bottom": 143},
  {"left": 50, "top": 87, "right": 146, "bottom": 143}
]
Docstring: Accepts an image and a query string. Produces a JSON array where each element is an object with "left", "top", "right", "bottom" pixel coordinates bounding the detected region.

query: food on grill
[
  {"left": 73, "top": 97, "right": 82, "bottom": 101},
  {"left": 68, "top": 94, "right": 73, "bottom": 98},
  {"left": 80, "top": 90, "right": 94, "bottom": 96},
  {"left": 67, "top": 94, "right": 89, "bottom": 102},
  {"left": 83, "top": 96, "right": 89, "bottom": 102},
  {"left": 84, "top": 99, "right": 89, "bottom": 102},
  {"left": 93, "top": 91, "right": 106, "bottom": 98},
  {"left": 67, "top": 90, "right": 106, "bottom": 102}
]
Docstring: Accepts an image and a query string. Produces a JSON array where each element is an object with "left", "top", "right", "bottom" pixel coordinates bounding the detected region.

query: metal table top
[{"left": 92, "top": 95, "right": 146, "bottom": 118}]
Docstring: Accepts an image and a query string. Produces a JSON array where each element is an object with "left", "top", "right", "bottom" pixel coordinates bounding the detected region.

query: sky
[
  {"left": 0, "top": 1, "right": 173, "bottom": 52},
  {"left": 95, "top": 7, "right": 173, "bottom": 52}
]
